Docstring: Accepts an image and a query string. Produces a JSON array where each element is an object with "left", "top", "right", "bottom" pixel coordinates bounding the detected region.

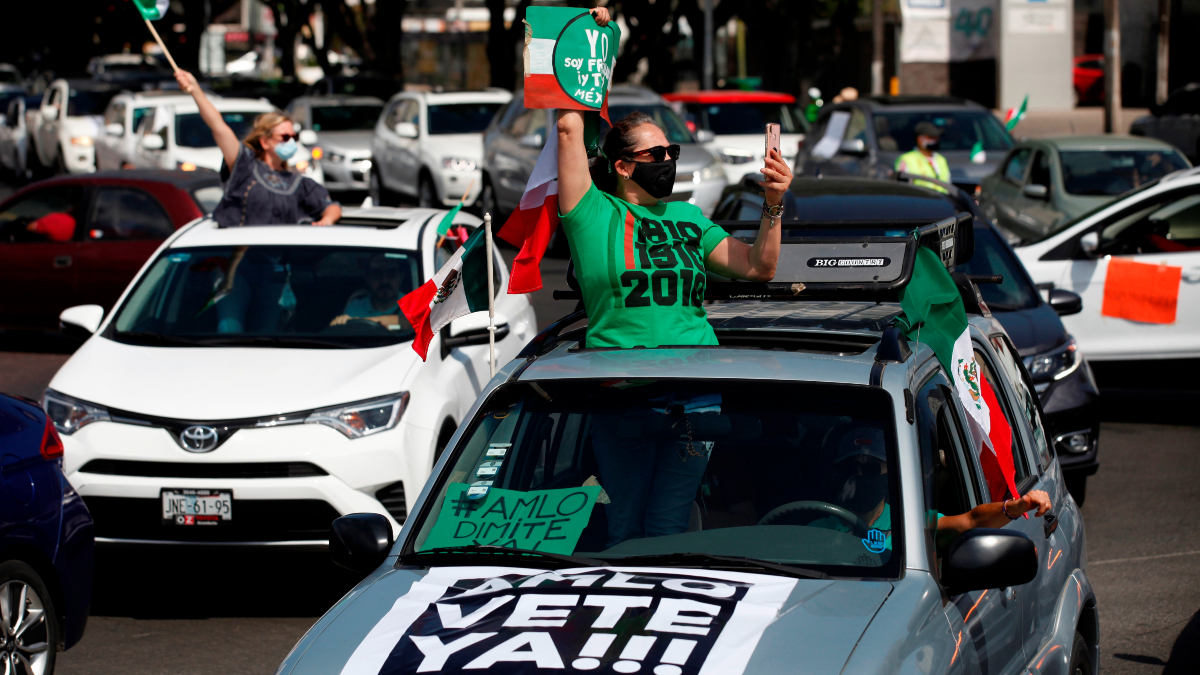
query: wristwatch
[{"left": 761, "top": 202, "right": 783, "bottom": 225}]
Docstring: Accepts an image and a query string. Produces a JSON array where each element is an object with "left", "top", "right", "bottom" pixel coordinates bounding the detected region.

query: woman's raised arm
[
  {"left": 555, "top": 8, "right": 610, "bottom": 215},
  {"left": 175, "top": 70, "right": 240, "bottom": 169}
]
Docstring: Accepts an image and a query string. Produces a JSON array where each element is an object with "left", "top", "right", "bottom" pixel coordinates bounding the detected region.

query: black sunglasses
[
  {"left": 622, "top": 144, "right": 681, "bottom": 162},
  {"left": 275, "top": 133, "right": 300, "bottom": 142}
]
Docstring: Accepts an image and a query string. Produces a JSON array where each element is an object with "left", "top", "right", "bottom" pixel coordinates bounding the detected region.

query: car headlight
[
  {"left": 43, "top": 389, "right": 110, "bottom": 435},
  {"left": 443, "top": 157, "right": 477, "bottom": 172},
  {"left": 70, "top": 136, "right": 93, "bottom": 146},
  {"left": 177, "top": 161, "right": 197, "bottom": 171},
  {"left": 305, "top": 393, "right": 410, "bottom": 439},
  {"left": 696, "top": 160, "right": 725, "bottom": 183},
  {"left": 1023, "top": 337, "right": 1081, "bottom": 384},
  {"left": 717, "top": 148, "right": 755, "bottom": 165},
  {"left": 324, "top": 151, "right": 345, "bottom": 163},
  {"left": 311, "top": 146, "right": 324, "bottom": 160}
]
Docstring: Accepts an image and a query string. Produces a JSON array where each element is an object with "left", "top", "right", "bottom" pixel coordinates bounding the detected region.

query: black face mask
[
  {"left": 920, "top": 139, "right": 940, "bottom": 152},
  {"left": 629, "top": 159, "right": 677, "bottom": 200},
  {"left": 839, "top": 473, "right": 888, "bottom": 514}
]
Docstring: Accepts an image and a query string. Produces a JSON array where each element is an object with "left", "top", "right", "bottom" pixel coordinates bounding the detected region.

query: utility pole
[
  {"left": 872, "top": 0, "right": 884, "bottom": 95},
  {"left": 703, "top": 0, "right": 714, "bottom": 90},
  {"left": 1157, "top": 0, "right": 1170, "bottom": 105},
  {"left": 1103, "top": 0, "right": 1121, "bottom": 134}
]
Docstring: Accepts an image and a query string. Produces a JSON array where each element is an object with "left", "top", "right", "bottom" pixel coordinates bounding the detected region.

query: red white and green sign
[{"left": 523, "top": 7, "right": 620, "bottom": 115}]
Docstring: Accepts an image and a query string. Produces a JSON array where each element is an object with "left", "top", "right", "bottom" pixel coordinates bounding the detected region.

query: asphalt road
[{"left": 1, "top": 179, "right": 1196, "bottom": 673}]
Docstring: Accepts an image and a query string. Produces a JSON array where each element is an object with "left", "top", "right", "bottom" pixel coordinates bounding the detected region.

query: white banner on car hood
[{"left": 339, "top": 566, "right": 799, "bottom": 675}]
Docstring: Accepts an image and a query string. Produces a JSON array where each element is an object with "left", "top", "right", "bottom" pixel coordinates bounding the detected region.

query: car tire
[
  {"left": 1065, "top": 473, "right": 1087, "bottom": 506},
  {"left": 0, "top": 560, "right": 60, "bottom": 675},
  {"left": 433, "top": 419, "right": 457, "bottom": 467},
  {"left": 478, "top": 176, "right": 502, "bottom": 221},
  {"left": 418, "top": 173, "right": 437, "bottom": 209},
  {"left": 1067, "top": 632, "right": 1092, "bottom": 675},
  {"left": 54, "top": 145, "right": 68, "bottom": 175},
  {"left": 369, "top": 167, "right": 400, "bottom": 207}
]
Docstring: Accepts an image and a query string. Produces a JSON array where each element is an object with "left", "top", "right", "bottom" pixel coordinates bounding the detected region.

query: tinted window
[
  {"left": 989, "top": 335, "right": 1052, "bottom": 470},
  {"left": 0, "top": 70, "right": 20, "bottom": 85},
  {"left": 310, "top": 104, "right": 384, "bottom": 132},
  {"left": 688, "top": 102, "right": 805, "bottom": 134},
  {"left": 973, "top": 348, "right": 1032, "bottom": 501},
  {"left": 915, "top": 372, "right": 981, "bottom": 527},
  {"left": 1029, "top": 150, "right": 1051, "bottom": 187},
  {"left": 504, "top": 107, "right": 546, "bottom": 139},
  {"left": 876, "top": 111, "right": 1013, "bottom": 152},
  {"left": 67, "top": 88, "right": 116, "bottom": 116},
  {"left": 175, "top": 112, "right": 258, "bottom": 148},
  {"left": 131, "top": 106, "right": 150, "bottom": 133},
  {"left": 89, "top": 188, "right": 175, "bottom": 240},
  {"left": 1098, "top": 191, "right": 1200, "bottom": 254},
  {"left": 605, "top": 105, "right": 694, "bottom": 144},
  {"left": 1060, "top": 150, "right": 1190, "bottom": 196},
  {"left": 1003, "top": 148, "right": 1032, "bottom": 183},
  {"left": 103, "top": 101, "right": 124, "bottom": 126},
  {"left": 956, "top": 226, "right": 1040, "bottom": 310},
  {"left": 0, "top": 186, "right": 84, "bottom": 243},
  {"left": 427, "top": 103, "right": 502, "bottom": 135}
]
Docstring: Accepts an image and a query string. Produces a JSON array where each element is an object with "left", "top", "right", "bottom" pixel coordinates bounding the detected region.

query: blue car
[{"left": 0, "top": 393, "right": 94, "bottom": 675}]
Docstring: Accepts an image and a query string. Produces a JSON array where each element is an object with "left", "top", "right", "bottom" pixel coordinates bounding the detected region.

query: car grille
[
  {"left": 375, "top": 481, "right": 407, "bottom": 523},
  {"left": 79, "top": 460, "right": 327, "bottom": 479},
  {"left": 84, "top": 496, "right": 341, "bottom": 542}
]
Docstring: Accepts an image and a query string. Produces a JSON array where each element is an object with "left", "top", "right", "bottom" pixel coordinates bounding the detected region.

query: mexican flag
[
  {"left": 969, "top": 141, "right": 986, "bottom": 164},
  {"left": 1004, "top": 95, "right": 1028, "bottom": 133},
  {"left": 495, "top": 129, "right": 561, "bottom": 294},
  {"left": 436, "top": 203, "right": 463, "bottom": 236},
  {"left": 133, "top": 0, "right": 169, "bottom": 20},
  {"left": 898, "top": 247, "right": 1021, "bottom": 506},
  {"left": 398, "top": 227, "right": 491, "bottom": 360}
]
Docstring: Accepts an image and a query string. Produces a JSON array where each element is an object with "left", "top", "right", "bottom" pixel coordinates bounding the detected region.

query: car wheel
[
  {"left": 369, "top": 167, "right": 399, "bottom": 207},
  {"left": 478, "top": 177, "right": 501, "bottom": 221},
  {"left": 418, "top": 173, "right": 436, "bottom": 209},
  {"left": 1067, "top": 632, "right": 1092, "bottom": 675},
  {"left": 433, "top": 419, "right": 457, "bottom": 467},
  {"left": 1064, "top": 473, "right": 1087, "bottom": 506},
  {"left": 0, "top": 560, "right": 59, "bottom": 675},
  {"left": 54, "top": 146, "right": 68, "bottom": 175}
]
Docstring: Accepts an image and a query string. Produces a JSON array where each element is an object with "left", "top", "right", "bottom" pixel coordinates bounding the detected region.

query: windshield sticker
[
  {"left": 421, "top": 484, "right": 602, "bottom": 553},
  {"left": 476, "top": 462, "right": 503, "bottom": 479},
  {"left": 339, "top": 566, "right": 798, "bottom": 675},
  {"left": 167, "top": 253, "right": 191, "bottom": 263},
  {"left": 862, "top": 529, "right": 887, "bottom": 553}
]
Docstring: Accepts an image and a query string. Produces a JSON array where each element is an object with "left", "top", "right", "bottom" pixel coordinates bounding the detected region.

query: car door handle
[
  {"left": 53, "top": 255, "right": 72, "bottom": 268},
  {"left": 1182, "top": 267, "right": 1200, "bottom": 282}
]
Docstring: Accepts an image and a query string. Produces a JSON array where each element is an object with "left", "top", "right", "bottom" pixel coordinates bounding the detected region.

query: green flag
[
  {"left": 969, "top": 140, "right": 985, "bottom": 164},
  {"left": 1004, "top": 95, "right": 1028, "bottom": 133},
  {"left": 133, "top": 0, "right": 169, "bottom": 21},
  {"left": 436, "top": 203, "right": 463, "bottom": 237}
]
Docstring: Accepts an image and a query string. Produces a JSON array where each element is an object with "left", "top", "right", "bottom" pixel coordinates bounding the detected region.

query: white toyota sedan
[{"left": 44, "top": 207, "right": 536, "bottom": 546}]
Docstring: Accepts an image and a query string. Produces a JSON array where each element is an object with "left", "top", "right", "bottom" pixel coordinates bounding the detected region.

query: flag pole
[
  {"left": 484, "top": 212, "right": 497, "bottom": 378},
  {"left": 143, "top": 18, "right": 181, "bottom": 73},
  {"left": 436, "top": 177, "right": 477, "bottom": 249}
]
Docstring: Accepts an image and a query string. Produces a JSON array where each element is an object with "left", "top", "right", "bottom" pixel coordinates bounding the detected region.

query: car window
[
  {"left": 310, "top": 104, "right": 383, "bottom": 132},
  {"left": 506, "top": 107, "right": 545, "bottom": 140},
  {"left": 68, "top": 88, "right": 116, "bottom": 117},
  {"left": 111, "top": 245, "right": 422, "bottom": 349},
  {"left": 408, "top": 379, "right": 904, "bottom": 576},
  {"left": 400, "top": 100, "right": 419, "bottom": 127},
  {"left": 973, "top": 347, "right": 1033, "bottom": 500},
  {"left": 104, "top": 101, "right": 124, "bottom": 126},
  {"left": 845, "top": 107, "right": 870, "bottom": 144},
  {"left": 191, "top": 186, "right": 224, "bottom": 214},
  {"left": 1003, "top": 148, "right": 1032, "bottom": 183},
  {"left": 0, "top": 186, "right": 85, "bottom": 243},
  {"left": 88, "top": 187, "right": 175, "bottom": 241},
  {"left": 1160, "top": 88, "right": 1200, "bottom": 116},
  {"left": 383, "top": 100, "right": 404, "bottom": 129},
  {"left": 875, "top": 111, "right": 1013, "bottom": 152},
  {"left": 956, "top": 227, "right": 1039, "bottom": 310},
  {"left": 1059, "top": 150, "right": 1190, "bottom": 196},
  {"left": 604, "top": 105, "right": 694, "bottom": 144},
  {"left": 175, "top": 112, "right": 256, "bottom": 148},
  {"left": 5, "top": 99, "right": 19, "bottom": 128},
  {"left": 47, "top": 87, "right": 61, "bottom": 108},
  {"left": 427, "top": 103, "right": 503, "bottom": 135},
  {"left": 1099, "top": 191, "right": 1200, "bottom": 254},
  {"left": 1029, "top": 150, "right": 1051, "bottom": 188},
  {"left": 691, "top": 102, "right": 805, "bottom": 135},
  {"left": 499, "top": 99, "right": 527, "bottom": 132},
  {"left": 915, "top": 371, "right": 981, "bottom": 525},
  {"left": 989, "top": 335, "right": 1052, "bottom": 471},
  {"left": 131, "top": 106, "right": 150, "bottom": 134}
]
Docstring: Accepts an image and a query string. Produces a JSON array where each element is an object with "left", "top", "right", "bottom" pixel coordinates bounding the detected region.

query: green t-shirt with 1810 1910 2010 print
[{"left": 559, "top": 184, "right": 730, "bottom": 349}]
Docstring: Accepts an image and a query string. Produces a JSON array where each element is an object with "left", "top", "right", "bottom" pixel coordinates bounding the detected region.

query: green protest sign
[
  {"left": 420, "top": 483, "right": 601, "bottom": 554},
  {"left": 524, "top": 7, "right": 620, "bottom": 113}
]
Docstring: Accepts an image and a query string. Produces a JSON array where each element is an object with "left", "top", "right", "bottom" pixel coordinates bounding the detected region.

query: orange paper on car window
[{"left": 1101, "top": 258, "right": 1182, "bottom": 324}]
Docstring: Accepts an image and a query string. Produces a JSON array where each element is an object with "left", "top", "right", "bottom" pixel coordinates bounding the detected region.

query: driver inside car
[
  {"left": 808, "top": 427, "right": 894, "bottom": 549},
  {"left": 330, "top": 253, "right": 410, "bottom": 328}
]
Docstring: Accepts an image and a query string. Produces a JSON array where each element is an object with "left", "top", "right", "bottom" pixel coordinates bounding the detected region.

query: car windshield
[
  {"left": 67, "top": 89, "right": 116, "bottom": 116},
  {"left": 1059, "top": 150, "right": 1190, "bottom": 196},
  {"left": 0, "top": 71, "right": 20, "bottom": 85},
  {"left": 685, "top": 102, "right": 806, "bottom": 135},
  {"left": 875, "top": 111, "right": 1013, "bottom": 152},
  {"left": 310, "top": 104, "right": 383, "bottom": 131},
  {"left": 176, "top": 112, "right": 258, "bottom": 148},
  {"left": 606, "top": 104, "right": 695, "bottom": 144},
  {"left": 428, "top": 103, "right": 503, "bottom": 134},
  {"left": 408, "top": 379, "right": 901, "bottom": 577},
  {"left": 110, "top": 245, "right": 422, "bottom": 349},
  {"left": 957, "top": 227, "right": 1040, "bottom": 311}
]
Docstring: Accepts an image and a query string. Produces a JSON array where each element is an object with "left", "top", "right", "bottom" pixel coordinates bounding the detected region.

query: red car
[
  {"left": 1074, "top": 55, "right": 1104, "bottom": 106},
  {"left": 0, "top": 170, "right": 222, "bottom": 331}
]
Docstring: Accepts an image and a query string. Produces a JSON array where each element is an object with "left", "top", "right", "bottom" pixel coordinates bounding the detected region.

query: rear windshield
[
  {"left": 683, "top": 102, "right": 806, "bottom": 135},
  {"left": 407, "top": 379, "right": 902, "bottom": 577},
  {"left": 310, "top": 104, "right": 383, "bottom": 132},
  {"left": 175, "top": 112, "right": 258, "bottom": 148},
  {"left": 1060, "top": 150, "right": 1190, "bottom": 196},
  {"left": 428, "top": 103, "right": 503, "bottom": 135}
]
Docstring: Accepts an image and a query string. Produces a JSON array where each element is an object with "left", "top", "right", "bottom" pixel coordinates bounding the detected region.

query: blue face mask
[{"left": 274, "top": 138, "right": 298, "bottom": 161}]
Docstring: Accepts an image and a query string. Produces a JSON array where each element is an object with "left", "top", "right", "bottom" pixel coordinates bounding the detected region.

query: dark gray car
[
  {"left": 796, "top": 95, "right": 1013, "bottom": 193},
  {"left": 1131, "top": 83, "right": 1200, "bottom": 162}
]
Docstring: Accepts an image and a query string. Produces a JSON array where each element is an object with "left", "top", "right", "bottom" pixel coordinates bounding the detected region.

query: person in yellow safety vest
[{"left": 895, "top": 121, "right": 951, "bottom": 193}]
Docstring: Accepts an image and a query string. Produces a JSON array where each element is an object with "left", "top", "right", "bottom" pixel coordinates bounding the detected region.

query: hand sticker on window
[{"left": 863, "top": 529, "right": 887, "bottom": 553}]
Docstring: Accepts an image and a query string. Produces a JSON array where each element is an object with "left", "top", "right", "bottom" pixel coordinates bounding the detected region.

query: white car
[
  {"left": 1015, "top": 170, "right": 1200, "bottom": 361},
  {"left": 45, "top": 206, "right": 537, "bottom": 545},
  {"left": 96, "top": 91, "right": 193, "bottom": 171},
  {"left": 30, "top": 79, "right": 119, "bottom": 174},
  {"left": 133, "top": 96, "right": 325, "bottom": 184},
  {"left": 370, "top": 89, "right": 512, "bottom": 208},
  {"left": 0, "top": 91, "right": 39, "bottom": 180},
  {"left": 665, "top": 91, "right": 806, "bottom": 184}
]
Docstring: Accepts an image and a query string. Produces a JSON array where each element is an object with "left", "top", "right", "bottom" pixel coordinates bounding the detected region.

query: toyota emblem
[{"left": 179, "top": 425, "right": 219, "bottom": 453}]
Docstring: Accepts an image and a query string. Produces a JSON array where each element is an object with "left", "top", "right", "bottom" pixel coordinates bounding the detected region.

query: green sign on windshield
[{"left": 421, "top": 483, "right": 602, "bottom": 555}]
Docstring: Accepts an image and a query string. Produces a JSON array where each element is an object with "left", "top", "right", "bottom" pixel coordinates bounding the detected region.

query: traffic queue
[{"left": 1, "top": 3, "right": 1197, "bottom": 674}]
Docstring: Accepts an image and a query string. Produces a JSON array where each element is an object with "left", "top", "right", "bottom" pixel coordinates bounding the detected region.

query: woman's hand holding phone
[{"left": 759, "top": 149, "right": 792, "bottom": 207}]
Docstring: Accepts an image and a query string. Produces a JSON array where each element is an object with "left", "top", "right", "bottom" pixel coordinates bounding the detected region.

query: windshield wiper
[
  {"left": 193, "top": 336, "right": 352, "bottom": 349},
  {"left": 403, "top": 546, "right": 607, "bottom": 568},
  {"left": 608, "top": 552, "right": 830, "bottom": 580},
  {"left": 113, "top": 331, "right": 210, "bottom": 347}
]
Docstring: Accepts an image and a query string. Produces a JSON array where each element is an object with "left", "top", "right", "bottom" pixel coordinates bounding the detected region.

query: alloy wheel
[{"left": 0, "top": 580, "right": 51, "bottom": 675}]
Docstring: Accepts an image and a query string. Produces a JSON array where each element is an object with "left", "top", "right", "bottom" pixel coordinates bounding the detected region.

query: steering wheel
[
  {"left": 757, "top": 500, "right": 869, "bottom": 536},
  {"left": 323, "top": 318, "right": 392, "bottom": 335}
]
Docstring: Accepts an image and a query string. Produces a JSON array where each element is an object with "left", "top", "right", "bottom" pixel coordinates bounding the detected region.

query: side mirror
[
  {"left": 43, "top": 106, "right": 59, "bottom": 122},
  {"left": 942, "top": 528, "right": 1037, "bottom": 596},
  {"left": 59, "top": 304, "right": 104, "bottom": 340},
  {"left": 518, "top": 132, "right": 545, "bottom": 148},
  {"left": 694, "top": 129, "right": 715, "bottom": 143},
  {"left": 329, "top": 513, "right": 394, "bottom": 574},
  {"left": 838, "top": 138, "right": 867, "bottom": 156},
  {"left": 1079, "top": 231, "right": 1099, "bottom": 256},
  {"left": 1047, "top": 288, "right": 1083, "bottom": 316},
  {"left": 105, "top": 123, "right": 124, "bottom": 137},
  {"left": 445, "top": 311, "right": 510, "bottom": 349},
  {"left": 140, "top": 134, "right": 164, "bottom": 151},
  {"left": 1022, "top": 184, "right": 1049, "bottom": 200},
  {"left": 395, "top": 122, "right": 419, "bottom": 138},
  {"left": 299, "top": 129, "right": 318, "bottom": 146}
]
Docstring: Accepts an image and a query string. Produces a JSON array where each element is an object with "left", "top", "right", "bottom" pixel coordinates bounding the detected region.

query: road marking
[{"left": 1091, "top": 550, "right": 1200, "bottom": 565}]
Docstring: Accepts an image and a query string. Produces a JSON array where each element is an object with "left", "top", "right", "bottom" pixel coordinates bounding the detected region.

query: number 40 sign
[{"left": 523, "top": 7, "right": 621, "bottom": 117}]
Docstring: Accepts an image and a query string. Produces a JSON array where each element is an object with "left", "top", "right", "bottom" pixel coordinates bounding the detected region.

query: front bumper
[
  {"left": 439, "top": 168, "right": 483, "bottom": 206},
  {"left": 62, "top": 417, "right": 436, "bottom": 545},
  {"left": 63, "top": 143, "right": 96, "bottom": 174},
  {"left": 1037, "top": 359, "right": 1101, "bottom": 476},
  {"left": 322, "top": 157, "right": 373, "bottom": 191}
]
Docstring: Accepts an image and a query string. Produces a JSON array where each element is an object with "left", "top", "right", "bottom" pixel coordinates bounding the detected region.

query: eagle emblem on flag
[
  {"left": 434, "top": 270, "right": 460, "bottom": 305},
  {"left": 958, "top": 356, "right": 983, "bottom": 408}
]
